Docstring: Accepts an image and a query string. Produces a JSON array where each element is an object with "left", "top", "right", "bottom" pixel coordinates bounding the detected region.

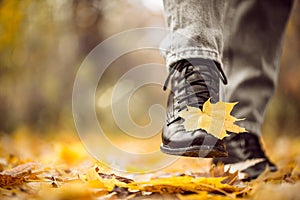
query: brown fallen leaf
[
  {"left": 95, "top": 166, "right": 133, "bottom": 184},
  {"left": 190, "top": 163, "right": 240, "bottom": 185},
  {"left": 0, "top": 162, "right": 37, "bottom": 187}
]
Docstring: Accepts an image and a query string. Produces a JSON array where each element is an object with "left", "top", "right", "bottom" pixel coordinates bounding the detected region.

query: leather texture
[
  {"left": 161, "top": 59, "right": 228, "bottom": 158},
  {"left": 213, "top": 132, "right": 277, "bottom": 180}
]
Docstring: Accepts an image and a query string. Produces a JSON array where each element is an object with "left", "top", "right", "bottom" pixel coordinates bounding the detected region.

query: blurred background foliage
[{"left": 0, "top": 0, "right": 299, "bottom": 140}]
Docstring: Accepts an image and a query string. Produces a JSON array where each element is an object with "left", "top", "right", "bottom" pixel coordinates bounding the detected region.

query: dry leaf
[
  {"left": 178, "top": 99, "right": 246, "bottom": 139},
  {"left": 85, "top": 167, "right": 128, "bottom": 191},
  {"left": 0, "top": 162, "right": 37, "bottom": 187},
  {"left": 126, "top": 176, "right": 244, "bottom": 195},
  {"left": 177, "top": 192, "right": 234, "bottom": 200}
]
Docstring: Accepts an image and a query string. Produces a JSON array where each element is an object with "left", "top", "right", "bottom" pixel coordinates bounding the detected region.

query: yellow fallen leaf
[
  {"left": 85, "top": 167, "right": 127, "bottom": 191},
  {"left": 126, "top": 176, "right": 243, "bottom": 194},
  {"left": 178, "top": 99, "right": 246, "bottom": 139},
  {"left": 177, "top": 192, "right": 234, "bottom": 200}
]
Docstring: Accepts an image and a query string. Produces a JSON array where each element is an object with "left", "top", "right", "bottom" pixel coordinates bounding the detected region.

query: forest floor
[{"left": 1, "top": 127, "right": 300, "bottom": 200}]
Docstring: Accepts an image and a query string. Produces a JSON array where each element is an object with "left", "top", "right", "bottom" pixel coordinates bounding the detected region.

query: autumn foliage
[{"left": 1, "top": 0, "right": 300, "bottom": 199}]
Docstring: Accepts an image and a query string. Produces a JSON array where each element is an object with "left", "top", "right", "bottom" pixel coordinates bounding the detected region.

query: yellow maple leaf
[{"left": 178, "top": 99, "right": 246, "bottom": 139}]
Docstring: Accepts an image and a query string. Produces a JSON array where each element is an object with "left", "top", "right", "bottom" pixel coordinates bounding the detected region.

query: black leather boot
[
  {"left": 212, "top": 132, "right": 277, "bottom": 180},
  {"left": 161, "top": 59, "right": 228, "bottom": 158}
]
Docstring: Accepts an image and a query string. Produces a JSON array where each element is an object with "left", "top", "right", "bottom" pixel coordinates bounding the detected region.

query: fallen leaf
[
  {"left": 178, "top": 99, "right": 246, "bottom": 139},
  {"left": 177, "top": 192, "right": 234, "bottom": 200},
  {"left": 85, "top": 166, "right": 128, "bottom": 192},
  {"left": 126, "top": 176, "right": 244, "bottom": 195},
  {"left": 0, "top": 162, "right": 37, "bottom": 187}
]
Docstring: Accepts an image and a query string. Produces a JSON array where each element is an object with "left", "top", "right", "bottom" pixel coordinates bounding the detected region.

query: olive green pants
[{"left": 161, "top": 0, "right": 294, "bottom": 135}]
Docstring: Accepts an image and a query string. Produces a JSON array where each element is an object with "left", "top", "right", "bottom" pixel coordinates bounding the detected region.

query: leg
[
  {"left": 161, "top": 0, "right": 226, "bottom": 68},
  {"left": 160, "top": 0, "right": 229, "bottom": 158},
  {"left": 222, "top": 0, "right": 294, "bottom": 135},
  {"left": 215, "top": 0, "right": 294, "bottom": 180}
]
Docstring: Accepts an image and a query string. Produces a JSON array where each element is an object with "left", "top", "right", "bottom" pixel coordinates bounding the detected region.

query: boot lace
[{"left": 163, "top": 59, "right": 227, "bottom": 126}]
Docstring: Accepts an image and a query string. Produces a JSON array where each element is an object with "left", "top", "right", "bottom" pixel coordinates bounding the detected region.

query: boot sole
[{"left": 160, "top": 143, "right": 228, "bottom": 158}]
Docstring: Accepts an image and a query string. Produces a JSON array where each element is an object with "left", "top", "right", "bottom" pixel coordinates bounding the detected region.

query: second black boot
[{"left": 212, "top": 132, "right": 278, "bottom": 180}]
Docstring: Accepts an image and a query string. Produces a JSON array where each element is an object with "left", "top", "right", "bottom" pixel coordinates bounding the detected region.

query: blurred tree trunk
[{"left": 73, "top": 0, "right": 104, "bottom": 55}]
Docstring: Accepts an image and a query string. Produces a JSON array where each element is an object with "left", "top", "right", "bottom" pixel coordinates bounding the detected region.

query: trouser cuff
[{"left": 164, "top": 48, "right": 223, "bottom": 69}]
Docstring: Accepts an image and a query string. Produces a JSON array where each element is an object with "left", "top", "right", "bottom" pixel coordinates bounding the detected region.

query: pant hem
[{"left": 164, "top": 48, "right": 223, "bottom": 69}]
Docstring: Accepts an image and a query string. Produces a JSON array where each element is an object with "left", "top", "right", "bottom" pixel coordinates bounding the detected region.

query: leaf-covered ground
[{"left": 1, "top": 128, "right": 300, "bottom": 200}]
